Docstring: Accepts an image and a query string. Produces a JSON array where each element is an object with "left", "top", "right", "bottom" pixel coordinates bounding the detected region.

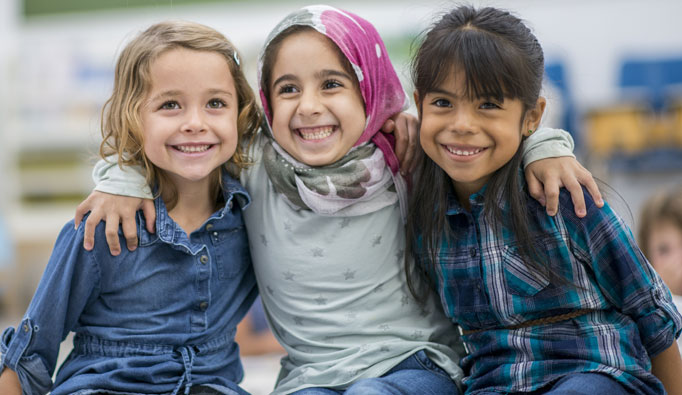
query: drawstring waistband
[{"left": 171, "top": 346, "right": 197, "bottom": 395}]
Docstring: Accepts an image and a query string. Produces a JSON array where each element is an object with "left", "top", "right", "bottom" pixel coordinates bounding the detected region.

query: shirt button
[
  {"left": 206, "top": 223, "right": 214, "bottom": 231},
  {"left": 470, "top": 248, "right": 477, "bottom": 258},
  {"left": 200, "top": 255, "right": 209, "bottom": 264},
  {"left": 199, "top": 302, "right": 208, "bottom": 311},
  {"left": 23, "top": 324, "right": 29, "bottom": 332}
]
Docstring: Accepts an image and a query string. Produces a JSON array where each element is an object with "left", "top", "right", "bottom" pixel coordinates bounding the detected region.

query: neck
[
  {"left": 452, "top": 179, "right": 485, "bottom": 212},
  {"left": 165, "top": 176, "right": 218, "bottom": 236}
]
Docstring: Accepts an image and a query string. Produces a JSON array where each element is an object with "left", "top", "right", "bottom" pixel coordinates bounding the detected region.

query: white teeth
[
  {"left": 176, "top": 145, "right": 210, "bottom": 153},
  {"left": 298, "top": 126, "right": 334, "bottom": 140},
  {"left": 446, "top": 146, "right": 483, "bottom": 156}
]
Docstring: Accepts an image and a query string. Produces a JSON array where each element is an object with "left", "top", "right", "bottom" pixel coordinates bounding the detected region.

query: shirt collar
[
  {"left": 445, "top": 167, "right": 524, "bottom": 217},
  {"left": 138, "top": 172, "right": 250, "bottom": 246}
]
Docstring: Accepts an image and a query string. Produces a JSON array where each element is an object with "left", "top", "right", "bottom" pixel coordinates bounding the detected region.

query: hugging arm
[
  {"left": 74, "top": 158, "right": 154, "bottom": 255},
  {"left": 521, "top": 128, "right": 603, "bottom": 218}
]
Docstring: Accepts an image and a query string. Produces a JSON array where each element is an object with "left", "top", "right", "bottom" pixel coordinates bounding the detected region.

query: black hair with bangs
[{"left": 406, "top": 6, "right": 553, "bottom": 301}]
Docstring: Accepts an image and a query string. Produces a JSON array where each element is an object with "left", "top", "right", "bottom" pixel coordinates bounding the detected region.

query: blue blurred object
[
  {"left": 0, "top": 216, "right": 12, "bottom": 267},
  {"left": 619, "top": 57, "right": 682, "bottom": 111},
  {"left": 545, "top": 60, "right": 579, "bottom": 148}
]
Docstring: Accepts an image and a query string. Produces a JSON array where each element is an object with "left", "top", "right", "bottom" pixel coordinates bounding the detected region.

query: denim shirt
[
  {"left": 417, "top": 183, "right": 682, "bottom": 394},
  {"left": 1, "top": 174, "right": 257, "bottom": 395}
]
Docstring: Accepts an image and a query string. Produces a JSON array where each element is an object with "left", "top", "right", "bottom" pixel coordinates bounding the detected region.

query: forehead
[
  {"left": 148, "top": 47, "right": 235, "bottom": 89},
  {"left": 272, "top": 29, "right": 348, "bottom": 73}
]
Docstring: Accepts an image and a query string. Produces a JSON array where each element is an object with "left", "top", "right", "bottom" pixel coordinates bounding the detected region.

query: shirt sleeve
[
  {"left": 562, "top": 194, "right": 682, "bottom": 357},
  {"left": 92, "top": 156, "right": 153, "bottom": 199},
  {"left": 1, "top": 221, "right": 101, "bottom": 394},
  {"left": 521, "top": 127, "right": 575, "bottom": 168}
]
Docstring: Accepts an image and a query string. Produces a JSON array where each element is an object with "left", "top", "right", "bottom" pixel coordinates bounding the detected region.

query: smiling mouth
[
  {"left": 444, "top": 145, "right": 486, "bottom": 156},
  {"left": 296, "top": 126, "right": 336, "bottom": 141},
  {"left": 173, "top": 144, "right": 213, "bottom": 153}
]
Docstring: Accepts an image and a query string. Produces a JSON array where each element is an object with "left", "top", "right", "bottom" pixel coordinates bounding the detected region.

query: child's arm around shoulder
[
  {"left": 522, "top": 128, "right": 604, "bottom": 218},
  {"left": 74, "top": 157, "right": 156, "bottom": 256}
]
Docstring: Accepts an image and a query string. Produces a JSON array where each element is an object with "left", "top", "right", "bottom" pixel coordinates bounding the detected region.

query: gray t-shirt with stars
[{"left": 241, "top": 135, "right": 464, "bottom": 394}]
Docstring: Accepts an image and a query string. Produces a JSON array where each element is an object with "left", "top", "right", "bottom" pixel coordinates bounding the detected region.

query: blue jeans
[
  {"left": 291, "top": 350, "right": 459, "bottom": 394},
  {"left": 475, "top": 373, "right": 628, "bottom": 395}
]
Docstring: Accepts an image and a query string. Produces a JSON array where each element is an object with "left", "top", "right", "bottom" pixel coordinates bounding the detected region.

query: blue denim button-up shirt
[
  {"left": 1, "top": 174, "right": 257, "bottom": 395},
  {"left": 417, "top": 184, "right": 682, "bottom": 394}
]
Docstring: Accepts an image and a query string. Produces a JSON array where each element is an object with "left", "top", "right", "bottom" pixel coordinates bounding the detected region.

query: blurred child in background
[{"left": 639, "top": 184, "right": 682, "bottom": 349}]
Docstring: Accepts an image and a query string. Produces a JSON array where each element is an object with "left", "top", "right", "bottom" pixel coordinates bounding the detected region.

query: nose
[
  {"left": 449, "top": 106, "right": 476, "bottom": 135},
  {"left": 296, "top": 89, "right": 323, "bottom": 117},
  {"left": 181, "top": 106, "right": 207, "bottom": 134}
]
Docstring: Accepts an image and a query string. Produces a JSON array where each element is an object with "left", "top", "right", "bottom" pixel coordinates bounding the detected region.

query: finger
[
  {"left": 393, "top": 118, "right": 409, "bottom": 166},
  {"left": 141, "top": 199, "right": 156, "bottom": 233},
  {"left": 380, "top": 118, "right": 395, "bottom": 133},
  {"left": 121, "top": 215, "right": 138, "bottom": 252},
  {"left": 578, "top": 171, "right": 604, "bottom": 208},
  {"left": 563, "top": 177, "right": 586, "bottom": 218},
  {"left": 104, "top": 215, "right": 122, "bottom": 256},
  {"left": 401, "top": 117, "right": 418, "bottom": 175},
  {"left": 74, "top": 201, "right": 90, "bottom": 229},
  {"left": 542, "top": 177, "right": 561, "bottom": 216},
  {"left": 82, "top": 211, "right": 103, "bottom": 251},
  {"left": 524, "top": 168, "right": 546, "bottom": 207}
]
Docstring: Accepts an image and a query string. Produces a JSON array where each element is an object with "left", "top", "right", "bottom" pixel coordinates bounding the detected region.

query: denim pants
[
  {"left": 475, "top": 373, "right": 629, "bottom": 395},
  {"left": 291, "top": 350, "right": 459, "bottom": 394}
]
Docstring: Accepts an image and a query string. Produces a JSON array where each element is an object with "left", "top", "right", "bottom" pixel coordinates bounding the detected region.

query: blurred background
[{"left": 0, "top": 0, "right": 681, "bottom": 392}]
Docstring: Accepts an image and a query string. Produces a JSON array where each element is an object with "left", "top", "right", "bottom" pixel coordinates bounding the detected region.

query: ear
[
  {"left": 523, "top": 97, "right": 547, "bottom": 137},
  {"left": 413, "top": 90, "right": 423, "bottom": 118}
]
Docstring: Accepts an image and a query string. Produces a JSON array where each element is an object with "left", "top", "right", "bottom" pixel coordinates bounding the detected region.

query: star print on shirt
[
  {"left": 401, "top": 294, "right": 410, "bottom": 307},
  {"left": 283, "top": 270, "right": 295, "bottom": 280},
  {"left": 260, "top": 234, "right": 268, "bottom": 247},
  {"left": 371, "top": 235, "right": 382, "bottom": 246},
  {"left": 311, "top": 247, "right": 324, "bottom": 257},
  {"left": 340, "top": 218, "right": 351, "bottom": 228},
  {"left": 411, "top": 330, "right": 423, "bottom": 339},
  {"left": 345, "top": 311, "right": 357, "bottom": 321},
  {"left": 378, "top": 323, "right": 390, "bottom": 331},
  {"left": 343, "top": 269, "right": 356, "bottom": 280},
  {"left": 293, "top": 316, "right": 304, "bottom": 325},
  {"left": 395, "top": 249, "right": 404, "bottom": 261},
  {"left": 284, "top": 221, "right": 293, "bottom": 231},
  {"left": 266, "top": 285, "right": 275, "bottom": 295},
  {"left": 314, "top": 295, "right": 328, "bottom": 305}
]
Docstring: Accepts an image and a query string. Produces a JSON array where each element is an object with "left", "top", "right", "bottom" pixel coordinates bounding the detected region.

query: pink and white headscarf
[{"left": 258, "top": 5, "right": 409, "bottom": 219}]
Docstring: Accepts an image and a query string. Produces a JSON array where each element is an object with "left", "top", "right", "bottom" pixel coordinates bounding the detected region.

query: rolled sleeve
[
  {"left": 568, "top": 195, "right": 682, "bottom": 357},
  {"left": 521, "top": 127, "right": 575, "bottom": 168},
  {"left": 93, "top": 156, "right": 152, "bottom": 199},
  {"left": 1, "top": 320, "right": 53, "bottom": 394}
]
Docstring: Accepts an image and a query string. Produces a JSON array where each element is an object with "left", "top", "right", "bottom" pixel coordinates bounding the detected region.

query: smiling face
[
  {"left": 268, "top": 29, "right": 366, "bottom": 167},
  {"left": 417, "top": 70, "right": 544, "bottom": 202},
  {"left": 140, "top": 47, "right": 239, "bottom": 191}
]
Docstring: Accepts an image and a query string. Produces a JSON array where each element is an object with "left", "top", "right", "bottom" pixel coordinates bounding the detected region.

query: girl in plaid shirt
[{"left": 407, "top": 5, "right": 682, "bottom": 394}]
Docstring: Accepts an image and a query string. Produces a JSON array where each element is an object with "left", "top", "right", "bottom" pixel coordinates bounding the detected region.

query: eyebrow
[
  {"left": 271, "top": 69, "right": 353, "bottom": 88},
  {"left": 426, "top": 87, "right": 458, "bottom": 98},
  {"left": 148, "top": 88, "right": 233, "bottom": 102}
]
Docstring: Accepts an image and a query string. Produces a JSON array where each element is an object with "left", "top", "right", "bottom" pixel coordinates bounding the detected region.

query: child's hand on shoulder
[
  {"left": 74, "top": 191, "right": 155, "bottom": 256},
  {"left": 525, "top": 157, "right": 604, "bottom": 218},
  {"left": 381, "top": 112, "right": 418, "bottom": 176}
]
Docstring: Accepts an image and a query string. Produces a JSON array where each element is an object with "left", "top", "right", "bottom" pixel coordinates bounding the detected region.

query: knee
[{"left": 344, "top": 379, "right": 392, "bottom": 395}]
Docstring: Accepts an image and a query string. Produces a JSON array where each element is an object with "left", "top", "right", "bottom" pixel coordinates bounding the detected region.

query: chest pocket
[
  {"left": 502, "top": 244, "right": 551, "bottom": 296},
  {"left": 213, "top": 225, "right": 251, "bottom": 279}
]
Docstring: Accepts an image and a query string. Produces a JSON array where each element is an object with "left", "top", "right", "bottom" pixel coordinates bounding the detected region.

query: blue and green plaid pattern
[{"left": 417, "top": 185, "right": 682, "bottom": 394}]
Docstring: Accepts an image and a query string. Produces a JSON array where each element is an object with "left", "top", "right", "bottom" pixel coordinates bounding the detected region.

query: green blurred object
[{"left": 24, "top": 0, "right": 246, "bottom": 17}]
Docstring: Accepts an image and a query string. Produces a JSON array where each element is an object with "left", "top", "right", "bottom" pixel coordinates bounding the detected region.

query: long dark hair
[{"left": 405, "top": 6, "right": 549, "bottom": 300}]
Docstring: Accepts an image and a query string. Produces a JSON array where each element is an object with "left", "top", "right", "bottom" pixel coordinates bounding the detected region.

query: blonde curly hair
[{"left": 100, "top": 20, "right": 261, "bottom": 208}]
